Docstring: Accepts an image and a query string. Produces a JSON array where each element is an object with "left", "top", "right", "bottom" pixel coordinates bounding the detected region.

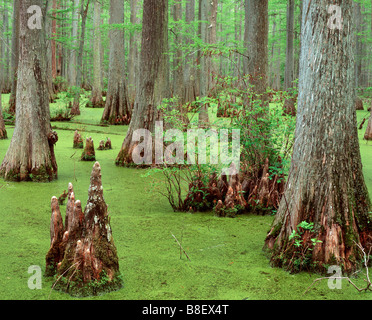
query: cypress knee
[{"left": 46, "top": 162, "right": 122, "bottom": 297}]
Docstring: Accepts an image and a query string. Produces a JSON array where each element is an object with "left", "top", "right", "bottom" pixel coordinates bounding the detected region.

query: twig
[
  {"left": 303, "top": 241, "right": 372, "bottom": 295},
  {"left": 171, "top": 233, "right": 191, "bottom": 261},
  {"left": 48, "top": 262, "right": 81, "bottom": 299}
]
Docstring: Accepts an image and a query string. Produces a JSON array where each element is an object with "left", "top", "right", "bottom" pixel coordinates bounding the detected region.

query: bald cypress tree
[
  {"left": 116, "top": 0, "right": 169, "bottom": 166},
  {"left": 265, "top": 0, "right": 372, "bottom": 274},
  {"left": 0, "top": 0, "right": 58, "bottom": 181}
]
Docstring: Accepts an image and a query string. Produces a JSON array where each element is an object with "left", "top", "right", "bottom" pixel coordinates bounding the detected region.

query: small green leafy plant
[{"left": 288, "top": 221, "right": 323, "bottom": 272}]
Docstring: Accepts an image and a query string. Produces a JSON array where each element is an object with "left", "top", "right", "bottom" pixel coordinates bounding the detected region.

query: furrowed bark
[{"left": 264, "top": 0, "right": 372, "bottom": 274}]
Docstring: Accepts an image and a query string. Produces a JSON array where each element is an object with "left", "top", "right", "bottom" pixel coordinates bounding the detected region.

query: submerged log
[{"left": 45, "top": 162, "right": 122, "bottom": 297}]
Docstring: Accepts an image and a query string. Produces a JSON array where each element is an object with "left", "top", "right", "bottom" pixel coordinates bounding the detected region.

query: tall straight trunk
[
  {"left": 71, "top": 0, "right": 89, "bottom": 116},
  {"left": 284, "top": 0, "right": 295, "bottom": 91},
  {"left": 116, "top": 0, "right": 169, "bottom": 166},
  {"left": 0, "top": 33, "right": 7, "bottom": 139},
  {"left": 207, "top": 0, "right": 218, "bottom": 91},
  {"left": 269, "top": 14, "right": 277, "bottom": 89},
  {"left": 8, "top": 0, "right": 20, "bottom": 114},
  {"left": 69, "top": 0, "right": 80, "bottom": 87},
  {"left": 0, "top": 96, "right": 6, "bottom": 139},
  {"left": 243, "top": 0, "right": 251, "bottom": 76},
  {"left": 364, "top": 0, "right": 372, "bottom": 140},
  {"left": 0, "top": 0, "right": 58, "bottom": 182},
  {"left": 354, "top": 2, "right": 362, "bottom": 89},
  {"left": 265, "top": 0, "right": 372, "bottom": 274},
  {"left": 198, "top": 0, "right": 210, "bottom": 128},
  {"left": 128, "top": 0, "right": 141, "bottom": 102},
  {"left": 295, "top": 0, "right": 303, "bottom": 81},
  {"left": 183, "top": 0, "right": 197, "bottom": 104},
  {"left": 101, "top": 0, "right": 131, "bottom": 125},
  {"left": 89, "top": 0, "right": 104, "bottom": 108},
  {"left": 44, "top": 0, "right": 56, "bottom": 102},
  {"left": 1, "top": 5, "right": 10, "bottom": 93},
  {"left": 172, "top": 0, "right": 184, "bottom": 101},
  {"left": 246, "top": 0, "right": 268, "bottom": 103},
  {"left": 51, "top": 0, "right": 57, "bottom": 79}
]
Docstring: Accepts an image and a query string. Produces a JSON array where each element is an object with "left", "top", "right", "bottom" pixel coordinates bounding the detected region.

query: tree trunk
[
  {"left": 172, "top": 0, "right": 184, "bottom": 101},
  {"left": 207, "top": 0, "right": 218, "bottom": 92},
  {"left": 128, "top": 0, "right": 141, "bottom": 102},
  {"left": 7, "top": 0, "right": 20, "bottom": 115},
  {"left": 245, "top": 0, "right": 268, "bottom": 103},
  {"left": 198, "top": 0, "right": 210, "bottom": 128},
  {"left": 1, "top": 5, "right": 11, "bottom": 93},
  {"left": 116, "top": 0, "right": 169, "bottom": 166},
  {"left": 101, "top": 0, "right": 131, "bottom": 125},
  {"left": 365, "top": 109, "right": 372, "bottom": 140},
  {"left": 364, "top": 0, "right": 372, "bottom": 141},
  {"left": 44, "top": 0, "right": 57, "bottom": 102},
  {"left": 269, "top": 14, "right": 277, "bottom": 90},
  {"left": 354, "top": 2, "right": 362, "bottom": 89},
  {"left": 69, "top": 0, "right": 80, "bottom": 88},
  {"left": 0, "top": 90, "right": 7, "bottom": 140},
  {"left": 0, "top": 0, "right": 58, "bottom": 182},
  {"left": 88, "top": 0, "right": 104, "bottom": 108},
  {"left": 183, "top": 0, "right": 197, "bottom": 105},
  {"left": 264, "top": 0, "right": 372, "bottom": 274},
  {"left": 171, "top": 0, "right": 190, "bottom": 129},
  {"left": 284, "top": 0, "right": 295, "bottom": 91},
  {"left": 46, "top": 162, "right": 122, "bottom": 297},
  {"left": 51, "top": 0, "right": 57, "bottom": 79},
  {"left": 71, "top": 0, "right": 89, "bottom": 116}
]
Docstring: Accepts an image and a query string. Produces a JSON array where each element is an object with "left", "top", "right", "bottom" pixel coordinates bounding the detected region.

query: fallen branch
[
  {"left": 303, "top": 241, "right": 372, "bottom": 295},
  {"left": 171, "top": 233, "right": 191, "bottom": 261}
]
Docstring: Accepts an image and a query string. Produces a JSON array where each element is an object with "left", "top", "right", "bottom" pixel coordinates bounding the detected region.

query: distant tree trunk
[
  {"left": 128, "top": 0, "right": 141, "bottom": 102},
  {"left": 207, "top": 0, "right": 218, "bottom": 91},
  {"left": 51, "top": 0, "right": 57, "bottom": 79},
  {"left": 1, "top": 5, "right": 11, "bottom": 93},
  {"left": 245, "top": 0, "right": 268, "bottom": 104},
  {"left": 243, "top": 0, "right": 250, "bottom": 75},
  {"left": 364, "top": 0, "right": 372, "bottom": 140},
  {"left": 365, "top": 109, "right": 372, "bottom": 140},
  {"left": 88, "top": 0, "right": 104, "bottom": 108},
  {"left": 0, "top": 57, "right": 7, "bottom": 138},
  {"left": 284, "top": 0, "right": 295, "bottom": 91},
  {"left": 69, "top": 0, "right": 80, "bottom": 88},
  {"left": 171, "top": 0, "right": 190, "bottom": 129},
  {"left": 101, "top": 0, "right": 131, "bottom": 125},
  {"left": 8, "top": 0, "right": 20, "bottom": 115},
  {"left": 183, "top": 0, "right": 197, "bottom": 105},
  {"left": 0, "top": 98, "right": 7, "bottom": 139},
  {"left": 295, "top": 0, "right": 303, "bottom": 81},
  {"left": 198, "top": 0, "right": 210, "bottom": 128},
  {"left": 116, "top": 0, "right": 169, "bottom": 166},
  {"left": 44, "top": 0, "right": 56, "bottom": 102},
  {"left": 71, "top": 0, "right": 89, "bottom": 116},
  {"left": 172, "top": 0, "right": 184, "bottom": 101},
  {"left": 269, "top": 14, "right": 277, "bottom": 89},
  {"left": 265, "top": 0, "right": 372, "bottom": 274},
  {"left": 0, "top": 0, "right": 58, "bottom": 182},
  {"left": 354, "top": 2, "right": 362, "bottom": 89}
]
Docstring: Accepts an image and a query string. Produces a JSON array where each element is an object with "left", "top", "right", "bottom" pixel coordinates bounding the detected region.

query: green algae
[{"left": 0, "top": 101, "right": 371, "bottom": 300}]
